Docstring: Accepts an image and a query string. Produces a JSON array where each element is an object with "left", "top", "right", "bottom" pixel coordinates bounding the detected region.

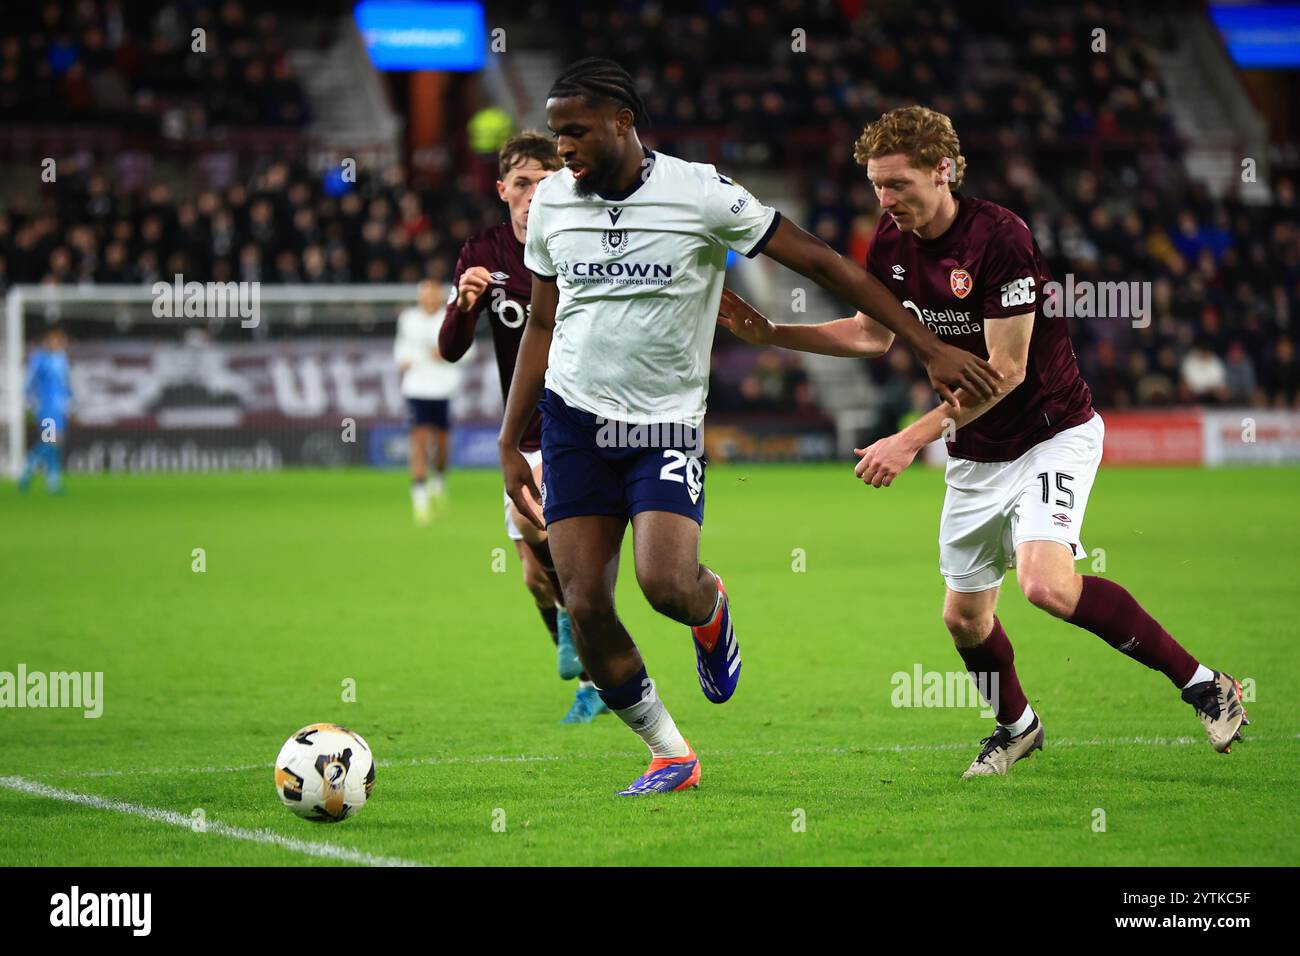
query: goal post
[
  {"left": 3, "top": 289, "right": 22, "bottom": 479},
  {"left": 0, "top": 283, "right": 502, "bottom": 479}
]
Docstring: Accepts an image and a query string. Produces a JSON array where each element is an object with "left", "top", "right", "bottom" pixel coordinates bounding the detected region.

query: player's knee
[
  {"left": 943, "top": 606, "right": 993, "bottom": 646},
  {"left": 637, "top": 570, "right": 694, "bottom": 622},
  {"left": 1019, "top": 574, "right": 1072, "bottom": 617},
  {"left": 564, "top": 589, "right": 617, "bottom": 634}
]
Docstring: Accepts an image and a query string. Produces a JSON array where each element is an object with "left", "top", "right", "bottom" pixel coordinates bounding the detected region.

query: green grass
[{"left": 1, "top": 463, "right": 1297, "bottom": 866}]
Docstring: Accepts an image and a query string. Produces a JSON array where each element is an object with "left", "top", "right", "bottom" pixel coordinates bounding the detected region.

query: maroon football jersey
[
  {"left": 439, "top": 221, "right": 543, "bottom": 452},
  {"left": 866, "top": 194, "right": 1094, "bottom": 462}
]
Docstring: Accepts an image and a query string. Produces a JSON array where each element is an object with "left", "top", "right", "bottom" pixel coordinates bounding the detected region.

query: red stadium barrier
[{"left": 1099, "top": 411, "right": 1204, "bottom": 465}]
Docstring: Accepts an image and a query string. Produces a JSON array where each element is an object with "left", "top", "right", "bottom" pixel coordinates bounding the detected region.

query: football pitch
[{"left": 2, "top": 463, "right": 1297, "bottom": 867}]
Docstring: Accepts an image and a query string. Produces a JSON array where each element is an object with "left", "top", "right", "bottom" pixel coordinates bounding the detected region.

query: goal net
[{"left": 1, "top": 284, "right": 501, "bottom": 479}]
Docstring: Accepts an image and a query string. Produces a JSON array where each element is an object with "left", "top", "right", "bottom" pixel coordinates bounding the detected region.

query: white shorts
[
  {"left": 504, "top": 449, "right": 545, "bottom": 541},
  {"left": 939, "top": 413, "right": 1104, "bottom": 592}
]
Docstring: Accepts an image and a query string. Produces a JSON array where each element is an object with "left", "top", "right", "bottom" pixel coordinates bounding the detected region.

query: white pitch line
[
  {"left": 0, "top": 776, "right": 424, "bottom": 868},
  {"left": 46, "top": 732, "right": 1291, "bottom": 780}
]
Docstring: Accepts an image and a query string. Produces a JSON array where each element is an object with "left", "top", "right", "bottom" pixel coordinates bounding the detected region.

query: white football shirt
[
  {"left": 524, "top": 150, "right": 779, "bottom": 426},
  {"left": 394, "top": 306, "right": 464, "bottom": 399}
]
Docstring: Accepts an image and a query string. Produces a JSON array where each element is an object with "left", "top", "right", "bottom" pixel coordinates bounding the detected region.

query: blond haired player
[{"left": 720, "top": 106, "right": 1247, "bottom": 777}]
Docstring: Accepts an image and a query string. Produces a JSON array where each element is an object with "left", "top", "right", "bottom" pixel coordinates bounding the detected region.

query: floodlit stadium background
[
  {"left": 2, "top": 0, "right": 1299, "bottom": 872},
  {"left": 2, "top": 0, "right": 1298, "bottom": 472}
]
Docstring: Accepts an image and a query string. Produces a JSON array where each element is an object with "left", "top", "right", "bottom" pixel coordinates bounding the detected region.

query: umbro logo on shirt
[
  {"left": 892, "top": 264, "right": 906, "bottom": 280},
  {"left": 489, "top": 271, "right": 509, "bottom": 282},
  {"left": 608, "top": 208, "right": 623, "bottom": 226}
]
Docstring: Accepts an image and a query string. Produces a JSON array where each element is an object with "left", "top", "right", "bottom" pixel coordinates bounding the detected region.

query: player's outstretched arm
[
  {"left": 854, "top": 311, "right": 1033, "bottom": 488},
  {"left": 718, "top": 288, "right": 894, "bottom": 358},
  {"left": 498, "top": 274, "right": 557, "bottom": 530},
  {"left": 758, "top": 216, "right": 1000, "bottom": 406}
]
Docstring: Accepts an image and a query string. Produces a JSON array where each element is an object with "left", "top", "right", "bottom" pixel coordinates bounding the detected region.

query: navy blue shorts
[
  {"left": 407, "top": 398, "right": 449, "bottom": 429},
  {"left": 539, "top": 389, "right": 706, "bottom": 526}
]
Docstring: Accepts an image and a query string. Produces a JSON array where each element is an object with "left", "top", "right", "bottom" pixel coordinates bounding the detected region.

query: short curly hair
[
  {"left": 498, "top": 130, "right": 561, "bottom": 178},
  {"left": 853, "top": 106, "right": 966, "bottom": 190}
]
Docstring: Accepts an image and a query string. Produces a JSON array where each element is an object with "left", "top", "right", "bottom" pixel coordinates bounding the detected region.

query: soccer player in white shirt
[
  {"left": 395, "top": 280, "right": 463, "bottom": 524},
  {"left": 498, "top": 59, "right": 999, "bottom": 795}
]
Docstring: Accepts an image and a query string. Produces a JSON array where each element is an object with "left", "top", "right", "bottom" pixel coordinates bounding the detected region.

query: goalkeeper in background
[{"left": 19, "top": 326, "right": 72, "bottom": 495}]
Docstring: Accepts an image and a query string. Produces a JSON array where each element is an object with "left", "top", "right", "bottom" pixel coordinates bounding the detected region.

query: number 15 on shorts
[{"left": 1037, "top": 471, "right": 1075, "bottom": 509}]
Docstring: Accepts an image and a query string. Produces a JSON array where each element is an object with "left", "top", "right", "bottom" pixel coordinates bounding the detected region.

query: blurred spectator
[
  {"left": 1222, "top": 341, "right": 1258, "bottom": 405},
  {"left": 1088, "top": 339, "right": 1131, "bottom": 409},
  {"left": 1180, "top": 339, "right": 1229, "bottom": 404},
  {"left": 1263, "top": 337, "right": 1300, "bottom": 409}
]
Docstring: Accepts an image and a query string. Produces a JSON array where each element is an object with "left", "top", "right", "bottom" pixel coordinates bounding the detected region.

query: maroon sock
[
  {"left": 956, "top": 617, "right": 1029, "bottom": 726},
  {"left": 538, "top": 605, "right": 559, "bottom": 645},
  {"left": 1066, "top": 576, "right": 1199, "bottom": 688}
]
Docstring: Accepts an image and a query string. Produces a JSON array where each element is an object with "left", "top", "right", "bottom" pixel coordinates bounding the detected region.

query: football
[{"left": 274, "top": 723, "right": 375, "bottom": 823}]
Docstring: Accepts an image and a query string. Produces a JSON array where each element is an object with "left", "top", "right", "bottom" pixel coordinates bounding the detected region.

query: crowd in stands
[
  {"left": 549, "top": 0, "right": 1300, "bottom": 412},
  {"left": 1, "top": 159, "right": 494, "bottom": 289},
  {"left": 2, "top": 0, "right": 1297, "bottom": 414},
  {"left": 709, "top": 350, "right": 820, "bottom": 416},
  {"left": 0, "top": 0, "right": 307, "bottom": 133}
]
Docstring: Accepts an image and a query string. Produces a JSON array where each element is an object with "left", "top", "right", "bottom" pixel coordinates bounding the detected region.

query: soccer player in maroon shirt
[
  {"left": 439, "top": 131, "right": 608, "bottom": 725},
  {"left": 719, "top": 106, "right": 1247, "bottom": 775}
]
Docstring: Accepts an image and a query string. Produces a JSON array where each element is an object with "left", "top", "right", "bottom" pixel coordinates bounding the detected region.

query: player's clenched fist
[
  {"left": 716, "top": 287, "right": 775, "bottom": 346},
  {"left": 456, "top": 266, "right": 495, "bottom": 312}
]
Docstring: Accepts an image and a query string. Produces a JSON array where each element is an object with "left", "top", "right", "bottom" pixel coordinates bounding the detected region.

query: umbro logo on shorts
[{"left": 489, "top": 271, "right": 509, "bottom": 282}]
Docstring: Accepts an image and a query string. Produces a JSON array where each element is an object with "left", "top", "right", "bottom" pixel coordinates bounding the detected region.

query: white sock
[
  {"left": 430, "top": 473, "right": 446, "bottom": 495},
  {"left": 411, "top": 481, "right": 428, "bottom": 507},
  {"left": 605, "top": 687, "right": 689, "bottom": 758},
  {"left": 1182, "top": 664, "right": 1215, "bottom": 689},
  {"left": 1000, "top": 703, "right": 1036, "bottom": 737}
]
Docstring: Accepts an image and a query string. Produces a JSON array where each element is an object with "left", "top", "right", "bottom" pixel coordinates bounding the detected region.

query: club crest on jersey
[
  {"left": 601, "top": 229, "right": 628, "bottom": 255},
  {"left": 950, "top": 269, "right": 973, "bottom": 299}
]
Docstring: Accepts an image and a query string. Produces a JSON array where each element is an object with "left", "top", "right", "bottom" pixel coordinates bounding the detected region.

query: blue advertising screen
[
  {"left": 355, "top": 1, "right": 486, "bottom": 71},
  {"left": 1209, "top": 4, "right": 1300, "bottom": 68}
]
